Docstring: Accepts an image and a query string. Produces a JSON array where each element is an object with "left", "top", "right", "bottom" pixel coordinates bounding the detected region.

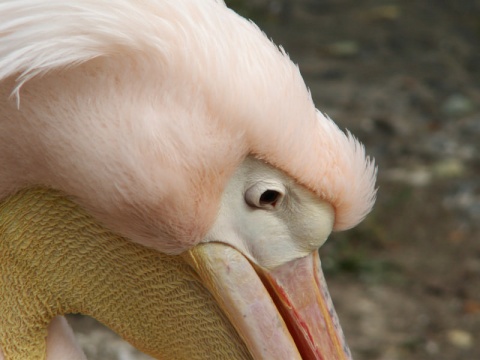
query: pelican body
[{"left": 0, "top": 0, "right": 376, "bottom": 359}]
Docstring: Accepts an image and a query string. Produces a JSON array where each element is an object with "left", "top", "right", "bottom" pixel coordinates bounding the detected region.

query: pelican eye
[
  {"left": 260, "top": 190, "right": 281, "bottom": 206},
  {"left": 245, "top": 182, "right": 285, "bottom": 210}
]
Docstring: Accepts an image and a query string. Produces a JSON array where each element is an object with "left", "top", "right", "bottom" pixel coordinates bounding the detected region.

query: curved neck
[{"left": 0, "top": 188, "right": 250, "bottom": 359}]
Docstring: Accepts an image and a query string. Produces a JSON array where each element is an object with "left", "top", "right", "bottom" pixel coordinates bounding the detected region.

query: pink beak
[{"left": 183, "top": 243, "right": 352, "bottom": 360}]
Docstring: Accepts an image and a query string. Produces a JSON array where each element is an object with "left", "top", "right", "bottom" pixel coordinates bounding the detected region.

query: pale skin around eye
[{"left": 202, "top": 157, "right": 335, "bottom": 270}]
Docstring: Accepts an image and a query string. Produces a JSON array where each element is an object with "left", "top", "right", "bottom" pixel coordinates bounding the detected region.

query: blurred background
[{"left": 70, "top": 0, "right": 480, "bottom": 359}]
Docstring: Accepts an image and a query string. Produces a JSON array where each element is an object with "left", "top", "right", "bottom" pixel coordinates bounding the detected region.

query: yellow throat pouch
[{"left": 0, "top": 188, "right": 250, "bottom": 360}]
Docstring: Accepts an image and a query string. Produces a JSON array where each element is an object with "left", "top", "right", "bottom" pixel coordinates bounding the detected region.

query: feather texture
[{"left": 0, "top": 0, "right": 376, "bottom": 253}]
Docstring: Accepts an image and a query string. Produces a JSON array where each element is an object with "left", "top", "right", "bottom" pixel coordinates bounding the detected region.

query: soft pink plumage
[{"left": 0, "top": 0, "right": 376, "bottom": 254}]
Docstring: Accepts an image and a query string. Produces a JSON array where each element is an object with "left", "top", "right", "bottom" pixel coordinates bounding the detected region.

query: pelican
[{"left": 0, "top": 1, "right": 376, "bottom": 359}]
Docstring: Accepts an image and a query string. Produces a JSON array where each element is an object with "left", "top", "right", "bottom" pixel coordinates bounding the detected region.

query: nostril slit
[{"left": 259, "top": 190, "right": 280, "bottom": 206}]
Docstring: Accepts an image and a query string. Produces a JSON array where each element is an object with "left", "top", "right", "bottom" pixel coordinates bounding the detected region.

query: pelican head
[{"left": 0, "top": 0, "right": 377, "bottom": 359}]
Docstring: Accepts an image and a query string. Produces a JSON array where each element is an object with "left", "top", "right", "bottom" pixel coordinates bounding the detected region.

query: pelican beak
[{"left": 182, "top": 243, "right": 352, "bottom": 360}]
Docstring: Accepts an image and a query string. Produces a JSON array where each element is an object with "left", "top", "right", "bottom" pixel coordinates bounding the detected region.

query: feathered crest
[{"left": 0, "top": 0, "right": 376, "bottom": 252}]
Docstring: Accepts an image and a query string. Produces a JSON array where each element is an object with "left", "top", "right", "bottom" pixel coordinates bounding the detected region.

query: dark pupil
[{"left": 259, "top": 190, "right": 280, "bottom": 205}]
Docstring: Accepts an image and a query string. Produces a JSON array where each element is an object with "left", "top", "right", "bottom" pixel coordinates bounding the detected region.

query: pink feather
[{"left": 0, "top": 0, "right": 376, "bottom": 254}]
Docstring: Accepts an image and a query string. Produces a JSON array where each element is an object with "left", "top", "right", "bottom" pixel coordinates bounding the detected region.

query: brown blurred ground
[{"left": 70, "top": 1, "right": 480, "bottom": 359}]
